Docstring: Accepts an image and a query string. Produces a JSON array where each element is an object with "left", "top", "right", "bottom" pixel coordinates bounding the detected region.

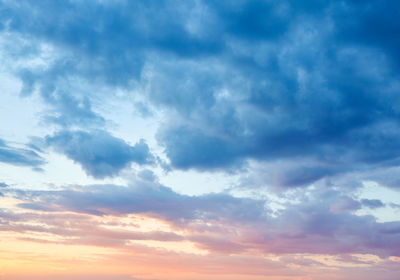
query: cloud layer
[
  {"left": 5, "top": 177, "right": 400, "bottom": 258},
  {"left": 1, "top": 0, "right": 400, "bottom": 186}
]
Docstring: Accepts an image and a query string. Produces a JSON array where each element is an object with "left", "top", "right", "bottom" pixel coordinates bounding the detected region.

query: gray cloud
[
  {"left": 361, "top": 199, "right": 386, "bottom": 209},
  {"left": 45, "top": 130, "right": 155, "bottom": 178},
  {"left": 0, "top": 138, "right": 45, "bottom": 169}
]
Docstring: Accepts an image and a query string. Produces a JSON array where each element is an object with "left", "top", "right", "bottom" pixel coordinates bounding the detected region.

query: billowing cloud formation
[
  {"left": 1, "top": 0, "right": 400, "bottom": 188},
  {"left": 46, "top": 130, "right": 154, "bottom": 178},
  {"left": 0, "top": 138, "right": 45, "bottom": 169}
]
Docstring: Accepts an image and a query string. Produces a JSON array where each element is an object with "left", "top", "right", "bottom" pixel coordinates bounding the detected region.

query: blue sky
[{"left": 0, "top": 1, "right": 400, "bottom": 279}]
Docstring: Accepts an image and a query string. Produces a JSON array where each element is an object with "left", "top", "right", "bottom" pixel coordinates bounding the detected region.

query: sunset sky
[{"left": 1, "top": 1, "right": 400, "bottom": 279}]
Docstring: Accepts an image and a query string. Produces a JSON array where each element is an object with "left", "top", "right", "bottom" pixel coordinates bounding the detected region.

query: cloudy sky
[{"left": 1, "top": 1, "right": 400, "bottom": 279}]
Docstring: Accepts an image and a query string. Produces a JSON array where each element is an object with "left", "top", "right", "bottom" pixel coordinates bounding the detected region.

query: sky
[{"left": 0, "top": 0, "right": 400, "bottom": 279}]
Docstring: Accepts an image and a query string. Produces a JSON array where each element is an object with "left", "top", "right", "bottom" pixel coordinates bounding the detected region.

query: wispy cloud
[
  {"left": 3, "top": 177, "right": 400, "bottom": 258},
  {"left": 0, "top": 138, "right": 45, "bottom": 169}
]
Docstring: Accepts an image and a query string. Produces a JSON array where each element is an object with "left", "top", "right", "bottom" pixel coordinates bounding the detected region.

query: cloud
[
  {"left": 6, "top": 180, "right": 400, "bottom": 257},
  {"left": 12, "top": 181, "right": 266, "bottom": 224},
  {"left": 1, "top": 2, "right": 400, "bottom": 279},
  {"left": 0, "top": 0, "right": 222, "bottom": 129},
  {"left": 46, "top": 130, "right": 155, "bottom": 178},
  {"left": 142, "top": 1, "right": 400, "bottom": 190},
  {"left": 157, "top": 124, "right": 244, "bottom": 170},
  {"left": 390, "top": 203, "right": 400, "bottom": 209},
  {"left": 330, "top": 196, "right": 361, "bottom": 214},
  {"left": 2, "top": 0, "right": 400, "bottom": 190},
  {"left": 362, "top": 199, "right": 386, "bottom": 209},
  {"left": 0, "top": 138, "right": 45, "bottom": 169}
]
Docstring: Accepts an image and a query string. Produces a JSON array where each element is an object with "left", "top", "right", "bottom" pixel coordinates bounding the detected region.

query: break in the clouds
[{"left": 1, "top": 1, "right": 400, "bottom": 280}]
